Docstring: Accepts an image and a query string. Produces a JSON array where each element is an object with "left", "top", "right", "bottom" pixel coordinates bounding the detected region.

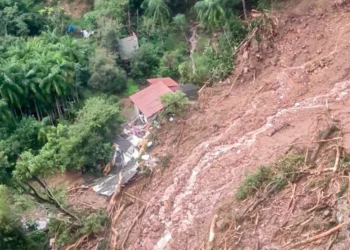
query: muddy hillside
[{"left": 115, "top": 0, "right": 350, "bottom": 249}]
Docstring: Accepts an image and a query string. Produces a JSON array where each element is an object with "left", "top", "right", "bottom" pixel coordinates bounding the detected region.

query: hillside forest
[{"left": 0, "top": 0, "right": 279, "bottom": 249}]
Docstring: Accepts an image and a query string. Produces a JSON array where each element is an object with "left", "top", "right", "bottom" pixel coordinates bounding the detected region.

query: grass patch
[
  {"left": 236, "top": 155, "right": 304, "bottom": 200},
  {"left": 158, "top": 153, "right": 173, "bottom": 169},
  {"left": 124, "top": 79, "right": 139, "bottom": 96}
]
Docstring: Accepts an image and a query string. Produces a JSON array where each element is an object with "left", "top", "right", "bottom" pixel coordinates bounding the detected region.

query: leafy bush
[
  {"left": 161, "top": 91, "right": 189, "bottom": 117},
  {"left": 235, "top": 155, "right": 304, "bottom": 200},
  {"left": 0, "top": 185, "right": 26, "bottom": 250},
  {"left": 25, "top": 230, "right": 49, "bottom": 250},
  {"left": 130, "top": 42, "right": 162, "bottom": 80},
  {"left": 235, "top": 166, "right": 272, "bottom": 200},
  {"left": 125, "top": 79, "right": 139, "bottom": 96},
  {"left": 88, "top": 48, "right": 127, "bottom": 93},
  {"left": 47, "top": 210, "right": 107, "bottom": 248},
  {"left": 59, "top": 95, "right": 124, "bottom": 170},
  {"left": 157, "top": 48, "right": 186, "bottom": 79}
]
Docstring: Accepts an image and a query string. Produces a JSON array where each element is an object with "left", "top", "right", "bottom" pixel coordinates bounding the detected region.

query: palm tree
[
  {"left": 143, "top": 0, "right": 170, "bottom": 28},
  {"left": 0, "top": 99, "right": 12, "bottom": 122},
  {"left": 143, "top": 0, "right": 170, "bottom": 43},
  {"left": 194, "top": 0, "right": 227, "bottom": 29},
  {"left": 0, "top": 62, "right": 24, "bottom": 111},
  {"left": 22, "top": 63, "right": 48, "bottom": 120}
]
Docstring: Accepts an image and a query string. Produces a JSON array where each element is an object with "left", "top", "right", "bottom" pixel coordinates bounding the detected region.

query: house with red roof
[
  {"left": 129, "top": 81, "right": 173, "bottom": 123},
  {"left": 147, "top": 77, "right": 180, "bottom": 92}
]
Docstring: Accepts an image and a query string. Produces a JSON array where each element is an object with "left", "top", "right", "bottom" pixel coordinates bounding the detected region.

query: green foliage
[
  {"left": 257, "top": 0, "right": 282, "bottom": 10},
  {"left": 88, "top": 48, "right": 127, "bottom": 93},
  {"left": 194, "top": 0, "right": 227, "bottom": 30},
  {"left": 0, "top": 33, "right": 90, "bottom": 121},
  {"left": 11, "top": 95, "right": 123, "bottom": 183},
  {"left": 125, "top": 79, "right": 139, "bottom": 96},
  {"left": 158, "top": 153, "right": 173, "bottom": 169},
  {"left": 157, "top": 48, "right": 186, "bottom": 79},
  {"left": 172, "top": 14, "right": 186, "bottom": 31},
  {"left": 161, "top": 91, "right": 189, "bottom": 117},
  {"left": 25, "top": 230, "right": 49, "bottom": 250},
  {"left": 235, "top": 166, "right": 272, "bottom": 200},
  {"left": 0, "top": 117, "right": 47, "bottom": 184},
  {"left": 0, "top": 185, "right": 26, "bottom": 250},
  {"left": 84, "top": 0, "right": 128, "bottom": 24},
  {"left": 235, "top": 155, "right": 304, "bottom": 200},
  {"left": 80, "top": 210, "right": 107, "bottom": 234},
  {"left": 142, "top": 0, "right": 170, "bottom": 29},
  {"left": 59, "top": 95, "right": 123, "bottom": 171},
  {"left": 179, "top": 14, "right": 246, "bottom": 85},
  {"left": 130, "top": 42, "right": 162, "bottom": 79},
  {"left": 48, "top": 210, "right": 107, "bottom": 247},
  {"left": 0, "top": 0, "right": 47, "bottom": 37}
]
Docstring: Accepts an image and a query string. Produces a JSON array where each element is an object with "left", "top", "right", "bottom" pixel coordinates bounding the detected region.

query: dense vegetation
[{"left": 0, "top": 0, "right": 279, "bottom": 248}]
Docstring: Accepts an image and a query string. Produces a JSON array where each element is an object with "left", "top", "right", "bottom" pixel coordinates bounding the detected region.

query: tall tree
[{"left": 194, "top": 0, "right": 227, "bottom": 29}]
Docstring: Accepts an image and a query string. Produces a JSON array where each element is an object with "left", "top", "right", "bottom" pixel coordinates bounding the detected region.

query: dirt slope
[
  {"left": 117, "top": 0, "right": 350, "bottom": 249},
  {"left": 61, "top": 0, "right": 91, "bottom": 18}
]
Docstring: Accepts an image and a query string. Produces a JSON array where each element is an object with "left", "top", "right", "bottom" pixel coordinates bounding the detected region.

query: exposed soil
[
  {"left": 97, "top": 0, "right": 350, "bottom": 249},
  {"left": 61, "top": 0, "right": 91, "bottom": 19}
]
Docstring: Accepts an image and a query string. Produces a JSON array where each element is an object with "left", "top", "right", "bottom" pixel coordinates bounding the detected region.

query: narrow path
[{"left": 189, "top": 24, "right": 199, "bottom": 75}]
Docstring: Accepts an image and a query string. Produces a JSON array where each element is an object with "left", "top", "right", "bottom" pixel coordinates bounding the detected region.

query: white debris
[{"left": 141, "top": 154, "right": 150, "bottom": 160}]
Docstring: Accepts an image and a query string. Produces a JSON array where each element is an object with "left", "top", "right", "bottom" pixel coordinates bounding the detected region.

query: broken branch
[
  {"left": 333, "top": 145, "right": 340, "bottom": 172},
  {"left": 66, "top": 233, "right": 90, "bottom": 250},
  {"left": 286, "top": 221, "right": 347, "bottom": 249},
  {"left": 121, "top": 205, "right": 147, "bottom": 250},
  {"left": 107, "top": 172, "right": 123, "bottom": 217},
  {"left": 207, "top": 214, "right": 218, "bottom": 250}
]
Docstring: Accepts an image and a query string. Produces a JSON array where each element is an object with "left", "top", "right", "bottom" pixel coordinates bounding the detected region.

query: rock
[
  {"left": 242, "top": 50, "right": 249, "bottom": 60},
  {"left": 143, "top": 238, "right": 155, "bottom": 250},
  {"left": 271, "top": 57, "right": 279, "bottom": 66},
  {"left": 152, "top": 221, "right": 163, "bottom": 232},
  {"left": 251, "top": 38, "right": 259, "bottom": 51},
  {"left": 243, "top": 67, "right": 249, "bottom": 74},
  {"left": 216, "top": 219, "right": 229, "bottom": 231},
  {"left": 323, "top": 210, "right": 331, "bottom": 217},
  {"left": 317, "top": 49, "right": 322, "bottom": 54}
]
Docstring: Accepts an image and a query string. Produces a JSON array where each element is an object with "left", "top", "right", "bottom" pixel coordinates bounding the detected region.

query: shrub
[
  {"left": 157, "top": 48, "right": 186, "bottom": 79},
  {"left": 130, "top": 42, "right": 162, "bottom": 79},
  {"left": 88, "top": 48, "right": 127, "bottom": 93},
  {"left": 160, "top": 91, "right": 189, "bottom": 117},
  {"left": 124, "top": 79, "right": 139, "bottom": 96},
  {"left": 235, "top": 155, "right": 304, "bottom": 200},
  {"left": 235, "top": 166, "right": 272, "bottom": 200}
]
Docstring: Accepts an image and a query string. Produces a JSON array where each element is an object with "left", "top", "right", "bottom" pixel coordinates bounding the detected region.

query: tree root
[
  {"left": 121, "top": 205, "right": 147, "bottom": 250},
  {"left": 109, "top": 203, "right": 128, "bottom": 250},
  {"left": 285, "top": 221, "right": 347, "bottom": 249},
  {"left": 66, "top": 233, "right": 90, "bottom": 250},
  {"left": 309, "top": 124, "right": 339, "bottom": 164},
  {"left": 107, "top": 172, "right": 123, "bottom": 217}
]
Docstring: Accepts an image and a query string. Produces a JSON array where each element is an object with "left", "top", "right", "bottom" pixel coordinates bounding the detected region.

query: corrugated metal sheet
[
  {"left": 147, "top": 77, "right": 180, "bottom": 91},
  {"left": 130, "top": 82, "right": 173, "bottom": 118}
]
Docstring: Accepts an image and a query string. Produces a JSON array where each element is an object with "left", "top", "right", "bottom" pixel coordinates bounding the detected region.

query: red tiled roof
[
  {"left": 130, "top": 82, "right": 173, "bottom": 118},
  {"left": 147, "top": 77, "right": 180, "bottom": 91}
]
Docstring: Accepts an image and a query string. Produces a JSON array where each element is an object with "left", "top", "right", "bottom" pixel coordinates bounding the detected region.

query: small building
[
  {"left": 119, "top": 33, "right": 139, "bottom": 60},
  {"left": 147, "top": 77, "right": 180, "bottom": 92},
  {"left": 130, "top": 82, "right": 173, "bottom": 123}
]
